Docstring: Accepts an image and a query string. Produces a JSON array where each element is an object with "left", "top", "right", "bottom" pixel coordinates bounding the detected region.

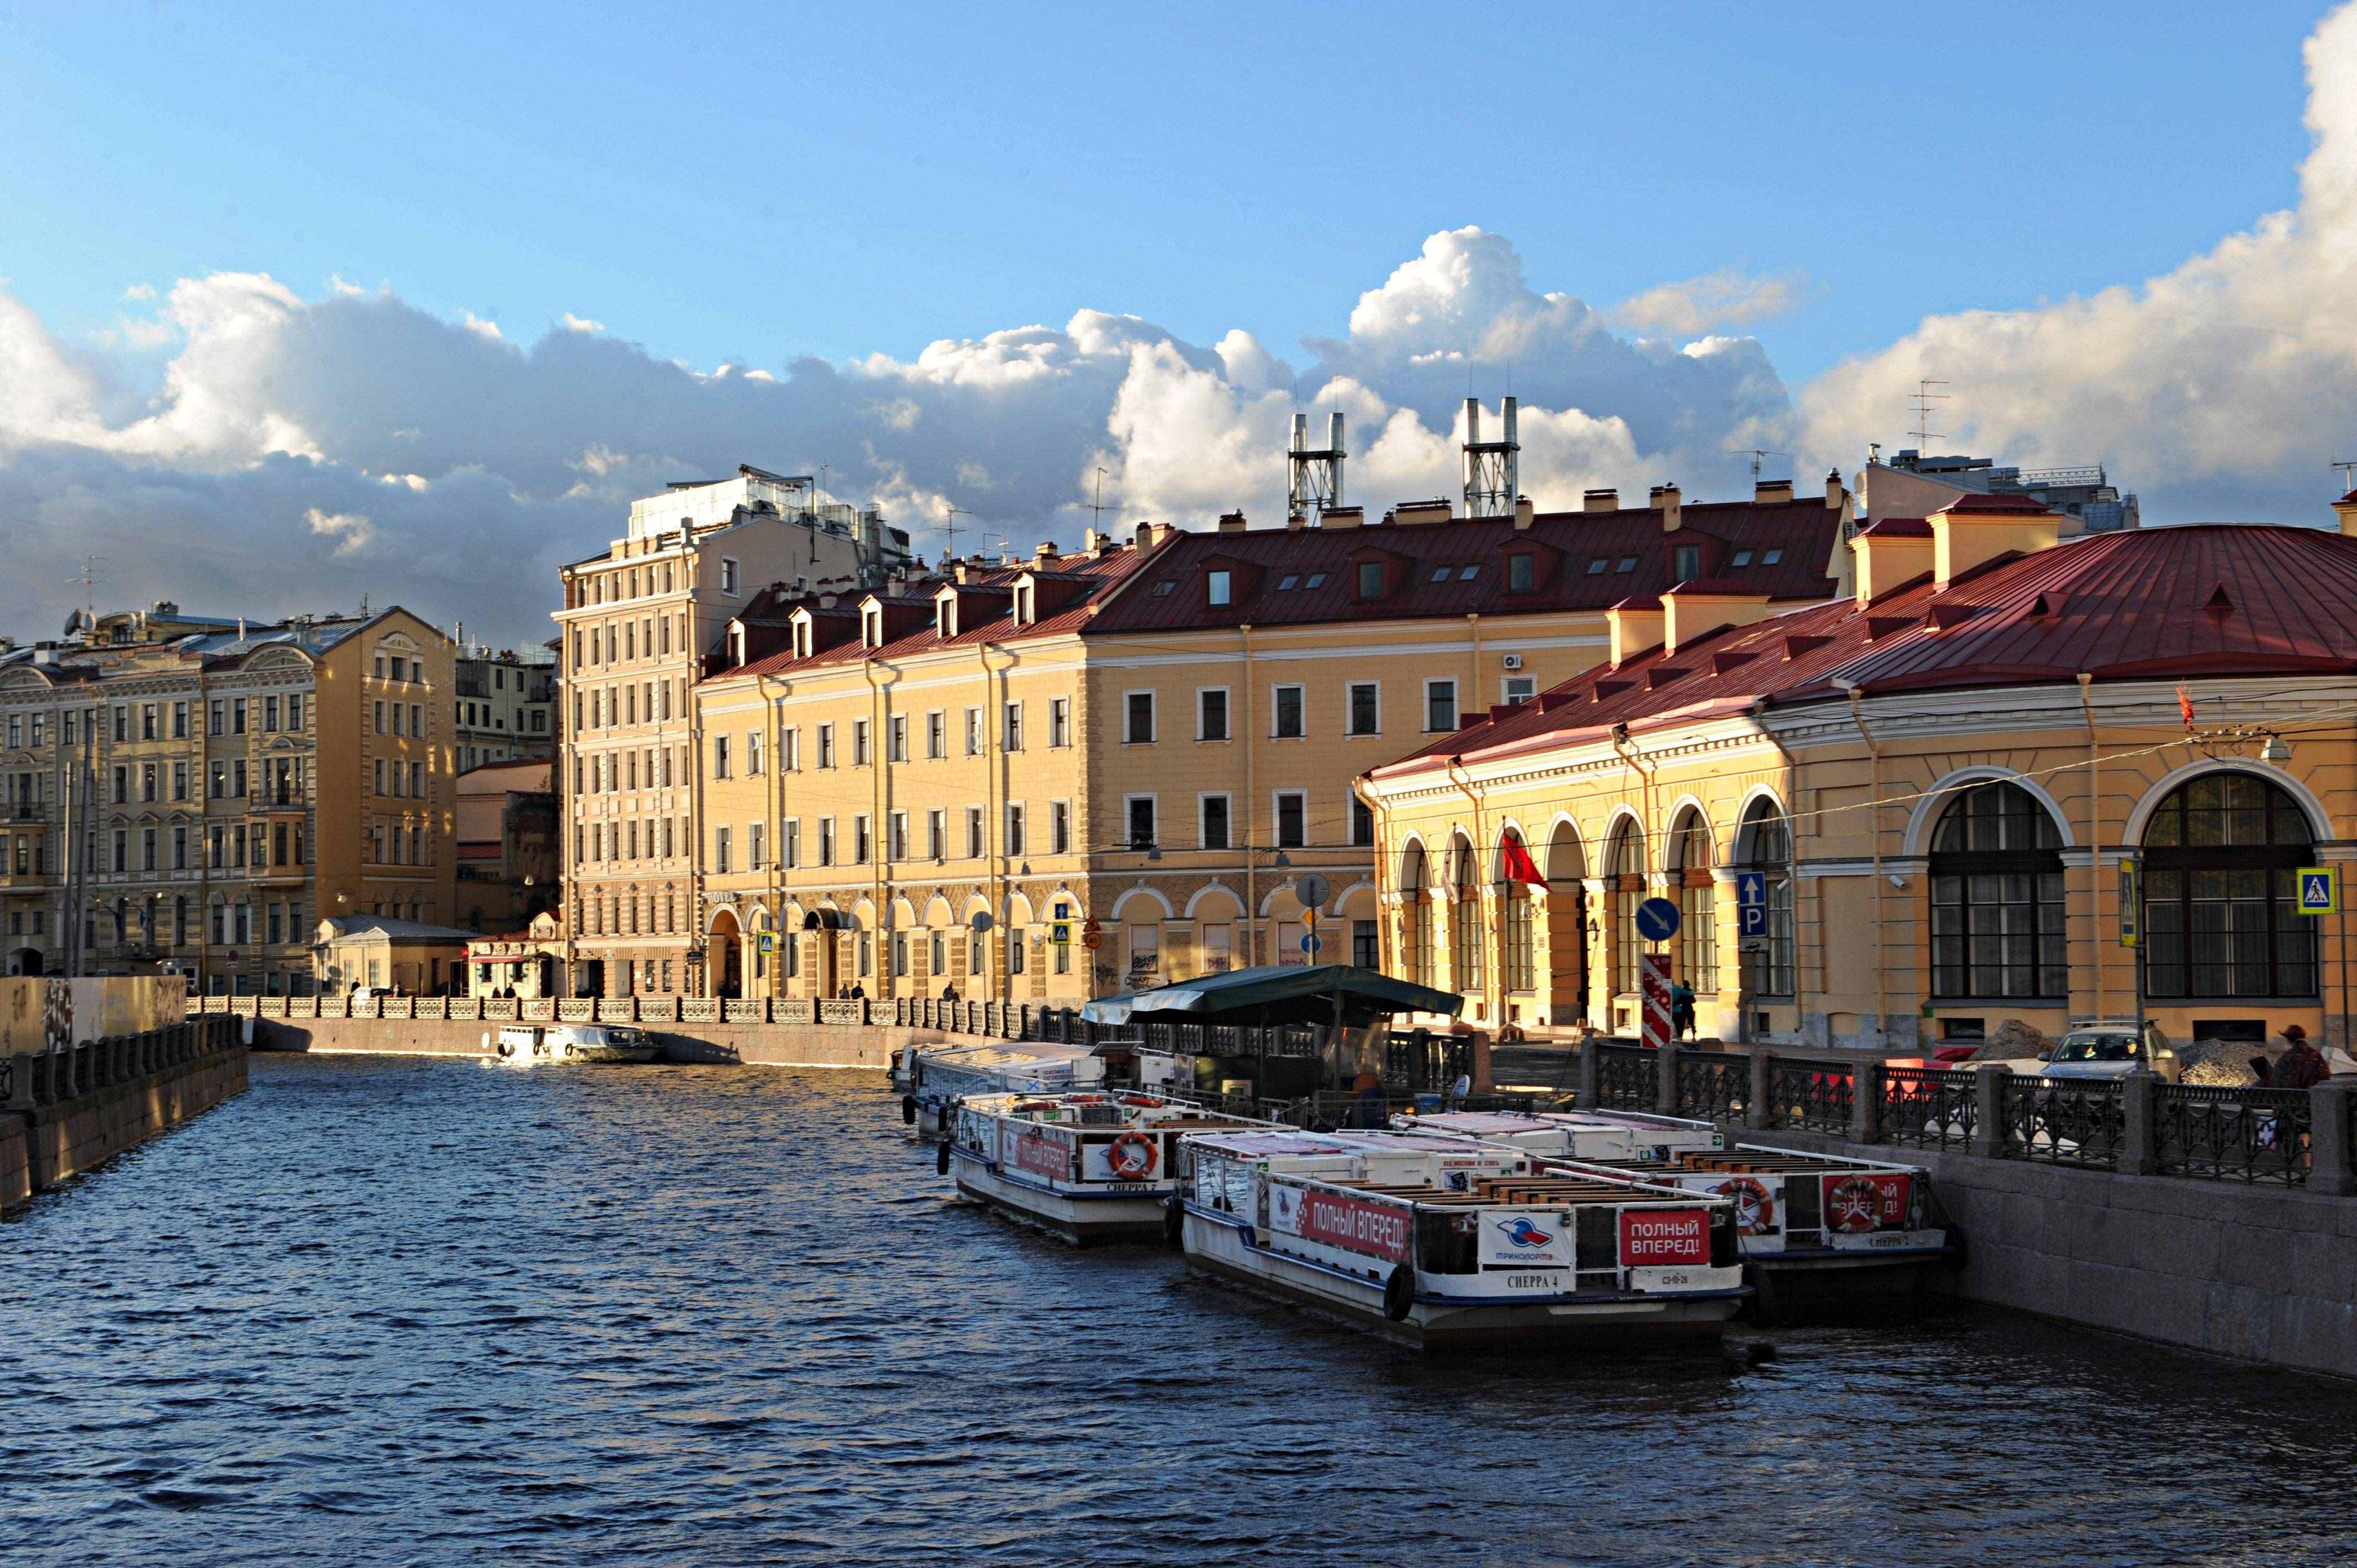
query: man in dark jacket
[{"left": 2276, "top": 1024, "right": 2330, "bottom": 1090}]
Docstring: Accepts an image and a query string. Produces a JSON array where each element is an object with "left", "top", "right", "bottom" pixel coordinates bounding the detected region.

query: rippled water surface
[{"left": 6, "top": 1055, "right": 2357, "bottom": 1566}]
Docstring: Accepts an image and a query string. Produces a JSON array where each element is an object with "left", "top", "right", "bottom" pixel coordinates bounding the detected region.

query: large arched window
[
  {"left": 1667, "top": 808, "right": 1716, "bottom": 994},
  {"left": 1929, "top": 781, "right": 2067, "bottom": 999},
  {"left": 1736, "top": 799, "right": 1794, "bottom": 998},
  {"left": 1544, "top": 822, "right": 1588, "bottom": 1019},
  {"left": 1607, "top": 821, "right": 1647, "bottom": 994},
  {"left": 1449, "top": 834, "right": 1484, "bottom": 993},
  {"left": 1497, "top": 829, "right": 1535, "bottom": 993},
  {"left": 2141, "top": 772, "right": 2318, "bottom": 999},
  {"left": 1398, "top": 841, "right": 1433, "bottom": 987}
]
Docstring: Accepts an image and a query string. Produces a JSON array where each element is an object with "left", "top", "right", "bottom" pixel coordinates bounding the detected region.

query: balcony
[
  {"left": 3, "top": 804, "right": 48, "bottom": 823},
  {"left": 251, "top": 862, "right": 310, "bottom": 887},
  {"left": 0, "top": 865, "right": 56, "bottom": 890}
]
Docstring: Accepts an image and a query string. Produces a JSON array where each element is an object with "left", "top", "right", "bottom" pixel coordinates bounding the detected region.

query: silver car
[{"left": 2037, "top": 1022, "right": 2180, "bottom": 1084}]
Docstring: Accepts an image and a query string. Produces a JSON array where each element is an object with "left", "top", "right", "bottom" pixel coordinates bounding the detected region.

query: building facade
[
  {"left": 0, "top": 606, "right": 458, "bottom": 993},
  {"left": 455, "top": 757, "right": 558, "bottom": 935},
  {"left": 454, "top": 647, "right": 555, "bottom": 769},
  {"left": 554, "top": 465, "right": 914, "bottom": 997},
  {"left": 680, "top": 479, "right": 1855, "bottom": 1003},
  {"left": 1360, "top": 492, "right": 2357, "bottom": 1049}
]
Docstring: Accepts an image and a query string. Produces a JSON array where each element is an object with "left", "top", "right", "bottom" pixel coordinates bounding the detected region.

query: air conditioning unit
[{"left": 1501, "top": 652, "right": 1524, "bottom": 670}]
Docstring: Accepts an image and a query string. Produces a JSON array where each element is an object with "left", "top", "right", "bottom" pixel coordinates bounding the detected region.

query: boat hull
[
  {"left": 949, "top": 1148, "right": 1169, "bottom": 1245},
  {"left": 1181, "top": 1207, "right": 1741, "bottom": 1350}
]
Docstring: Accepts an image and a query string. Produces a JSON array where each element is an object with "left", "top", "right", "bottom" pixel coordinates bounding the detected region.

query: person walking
[
  {"left": 2275, "top": 1024, "right": 2330, "bottom": 1090},
  {"left": 1670, "top": 979, "right": 1697, "bottom": 1041}
]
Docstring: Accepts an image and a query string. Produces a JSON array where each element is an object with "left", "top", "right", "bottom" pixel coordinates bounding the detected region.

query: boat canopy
[{"left": 1079, "top": 963, "right": 1463, "bottom": 1029}]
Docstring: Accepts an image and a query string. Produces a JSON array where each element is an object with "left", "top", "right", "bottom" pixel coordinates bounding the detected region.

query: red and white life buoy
[
  {"left": 1712, "top": 1175, "right": 1777, "bottom": 1236},
  {"left": 1825, "top": 1175, "right": 1885, "bottom": 1234},
  {"left": 1106, "top": 1131, "right": 1159, "bottom": 1180}
]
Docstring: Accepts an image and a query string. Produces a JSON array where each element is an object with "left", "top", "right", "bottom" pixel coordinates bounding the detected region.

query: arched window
[
  {"left": 1929, "top": 782, "right": 2066, "bottom": 999},
  {"left": 1544, "top": 822, "right": 1588, "bottom": 1019},
  {"left": 2141, "top": 772, "right": 2318, "bottom": 999},
  {"left": 1607, "top": 821, "right": 1647, "bottom": 994},
  {"left": 1736, "top": 800, "right": 1794, "bottom": 998},
  {"left": 1398, "top": 842, "right": 1432, "bottom": 987},
  {"left": 1449, "top": 835, "right": 1484, "bottom": 993},
  {"left": 1667, "top": 809, "right": 1716, "bottom": 995},
  {"left": 1498, "top": 829, "right": 1534, "bottom": 993}
]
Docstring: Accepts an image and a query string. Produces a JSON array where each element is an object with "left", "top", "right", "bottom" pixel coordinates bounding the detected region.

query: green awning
[{"left": 1080, "top": 964, "right": 1463, "bottom": 1028}]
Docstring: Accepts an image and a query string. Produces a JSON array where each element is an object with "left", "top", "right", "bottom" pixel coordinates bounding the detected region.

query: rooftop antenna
[
  {"left": 941, "top": 502, "right": 970, "bottom": 561},
  {"left": 1089, "top": 466, "right": 1110, "bottom": 534},
  {"left": 1286, "top": 411, "right": 1346, "bottom": 524},
  {"left": 1908, "top": 379, "right": 1950, "bottom": 451},
  {"left": 2333, "top": 458, "right": 2357, "bottom": 494},
  {"left": 1739, "top": 449, "right": 1789, "bottom": 482},
  {"left": 68, "top": 555, "right": 102, "bottom": 626},
  {"left": 1461, "top": 396, "right": 1519, "bottom": 518}
]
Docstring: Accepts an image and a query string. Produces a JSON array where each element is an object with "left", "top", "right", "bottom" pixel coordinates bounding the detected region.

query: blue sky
[{"left": 1, "top": 2, "right": 2325, "bottom": 379}]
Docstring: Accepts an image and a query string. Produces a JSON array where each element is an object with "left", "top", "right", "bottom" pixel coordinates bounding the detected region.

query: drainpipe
[
  {"left": 2077, "top": 672, "right": 2104, "bottom": 1020},
  {"left": 1839, "top": 683, "right": 1886, "bottom": 1048},
  {"left": 1444, "top": 757, "right": 1489, "bottom": 1021},
  {"left": 1352, "top": 772, "right": 1388, "bottom": 971}
]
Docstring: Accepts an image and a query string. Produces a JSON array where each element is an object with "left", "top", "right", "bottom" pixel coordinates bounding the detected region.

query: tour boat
[
  {"left": 939, "top": 1091, "right": 1274, "bottom": 1245},
  {"left": 1538, "top": 1146, "right": 1957, "bottom": 1318},
  {"left": 899, "top": 1040, "right": 1104, "bottom": 1139},
  {"left": 1391, "top": 1107, "right": 1725, "bottom": 1163},
  {"left": 1176, "top": 1128, "right": 1746, "bottom": 1349},
  {"left": 484, "top": 1023, "right": 661, "bottom": 1065}
]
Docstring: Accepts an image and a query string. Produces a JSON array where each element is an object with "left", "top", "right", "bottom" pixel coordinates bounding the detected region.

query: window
[
  {"left": 713, "top": 736, "right": 731, "bottom": 778},
  {"left": 1351, "top": 797, "right": 1373, "bottom": 847},
  {"left": 172, "top": 701, "right": 189, "bottom": 739},
  {"left": 817, "top": 724, "right": 835, "bottom": 768},
  {"left": 1499, "top": 831, "right": 1535, "bottom": 992},
  {"left": 1672, "top": 543, "right": 1701, "bottom": 581},
  {"left": 1274, "top": 791, "right": 1306, "bottom": 849},
  {"left": 1277, "top": 574, "right": 1298, "bottom": 591},
  {"left": 1003, "top": 702, "right": 1023, "bottom": 752},
  {"left": 1049, "top": 698, "right": 1070, "bottom": 749},
  {"left": 1424, "top": 679, "right": 1458, "bottom": 733},
  {"left": 721, "top": 558, "right": 740, "bottom": 595},
  {"left": 1207, "top": 569, "right": 1232, "bottom": 607},
  {"left": 1126, "top": 796, "right": 1156, "bottom": 850},
  {"left": 1201, "top": 794, "right": 1231, "bottom": 850},
  {"left": 1587, "top": 558, "right": 1608, "bottom": 575},
  {"left": 1051, "top": 801, "right": 1070, "bottom": 855},
  {"left": 1459, "top": 565, "right": 1478, "bottom": 581},
  {"left": 1762, "top": 549, "right": 1783, "bottom": 565},
  {"left": 1125, "top": 692, "right": 1155, "bottom": 745},
  {"left": 2141, "top": 772, "right": 2318, "bottom": 1000},
  {"left": 1668, "top": 810, "right": 1717, "bottom": 997},
  {"left": 927, "top": 809, "right": 945, "bottom": 861},
  {"left": 1503, "top": 675, "right": 1536, "bottom": 705},
  {"left": 1151, "top": 580, "right": 1175, "bottom": 599},
  {"left": 1733, "top": 801, "right": 1794, "bottom": 997},
  {"left": 1304, "top": 573, "right": 1325, "bottom": 589},
  {"left": 748, "top": 731, "right": 765, "bottom": 774},
  {"left": 967, "top": 806, "right": 985, "bottom": 859},
  {"left": 1272, "top": 685, "right": 1304, "bottom": 739},
  {"left": 852, "top": 720, "right": 870, "bottom": 767},
  {"left": 889, "top": 811, "right": 908, "bottom": 861},
  {"left": 1450, "top": 836, "right": 1484, "bottom": 992},
  {"left": 233, "top": 699, "right": 248, "bottom": 734},
  {"left": 919, "top": 710, "right": 944, "bottom": 759},
  {"left": 782, "top": 725, "right": 801, "bottom": 771},
  {"left": 965, "top": 708, "right": 984, "bottom": 756},
  {"left": 1929, "top": 782, "right": 2066, "bottom": 1000},
  {"left": 1732, "top": 550, "right": 1754, "bottom": 568},
  {"left": 819, "top": 817, "right": 836, "bottom": 866},
  {"left": 889, "top": 715, "right": 907, "bottom": 762},
  {"left": 1356, "top": 561, "right": 1382, "bottom": 599},
  {"left": 1429, "top": 566, "right": 1452, "bottom": 584},
  {"left": 1616, "top": 556, "right": 1637, "bottom": 573},
  {"left": 1608, "top": 824, "right": 1645, "bottom": 996},
  {"left": 1347, "top": 682, "right": 1380, "bottom": 736},
  {"left": 783, "top": 820, "right": 801, "bottom": 868},
  {"left": 714, "top": 826, "right": 732, "bottom": 874},
  {"left": 853, "top": 814, "right": 871, "bottom": 864},
  {"left": 1196, "top": 688, "right": 1228, "bottom": 742},
  {"left": 750, "top": 822, "right": 766, "bottom": 870},
  {"left": 1507, "top": 554, "right": 1535, "bottom": 592},
  {"left": 1005, "top": 803, "right": 1025, "bottom": 857}
]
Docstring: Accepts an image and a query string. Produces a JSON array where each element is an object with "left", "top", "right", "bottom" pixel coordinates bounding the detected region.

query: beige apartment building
[
  {"left": 1359, "top": 491, "right": 2357, "bottom": 1050},
  {"left": 554, "top": 465, "right": 913, "bottom": 997},
  {"left": 0, "top": 603, "right": 458, "bottom": 993},
  {"left": 454, "top": 646, "right": 555, "bottom": 769},
  {"left": 683, "top": 478, "right": 1854, "bottom": 1003}
]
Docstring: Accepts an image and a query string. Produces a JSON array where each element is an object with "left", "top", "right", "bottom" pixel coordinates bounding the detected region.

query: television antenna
[
  {"left": 67, "top": 555, "right": 102, "bottom": 625},
  {"left": 1908, "top": 379, "right": 1949, "bottom": 450},
  {"left": 2333, "top": 458, "right": 2357, "bottom": 494},
  {"left": 1738, "top": 448, "right": 1788, "bottom": 482},
  {"left": 941, "top": 503, "right": 970, "bottom": 561},
  {"left": 1089, "top": 466, "right": 1111, "bottom": 533}
]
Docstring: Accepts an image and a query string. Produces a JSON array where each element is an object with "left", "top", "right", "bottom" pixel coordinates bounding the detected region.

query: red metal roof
[{"left": 1373, "top": 523, "right": 2357, "bottom": 778}]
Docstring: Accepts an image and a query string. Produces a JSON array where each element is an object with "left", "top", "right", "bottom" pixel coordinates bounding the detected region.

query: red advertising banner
[
  {"left": 1296, "top": 1188, "right": 1413, "bottom": 1263},
  {"left": 1002, "top": 1125, "right": 1074, "bottom": 1183},
  {"left": 1821, "top": 1172, "right": 1911, "bottom": 1233},
  {"left": 1618, "top": 1208, "right": 1710, "bottom": 1267}
]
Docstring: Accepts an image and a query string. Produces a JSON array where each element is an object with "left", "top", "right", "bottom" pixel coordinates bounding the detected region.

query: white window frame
[
  {"left": 1423, "top": 677, "right": 1459, "bottom": 733},
  {"left": 1124, "top": 793, "right": 1158, "bottom": 851},
  {"left": 720, "top": 556, "right": 740, "bottom": 596},
  {"left": 1501, "top": 674, "right": 1537, "bottom": 706},
  {"left": 1346, "top": 680, "right": 1381, "bottom": 737},
  {"left": 1270, "top": 683, "right": 1306, "bottom": 740},
  {"left": 1199, "top": 791, "right": 1233, "bottom": 851},
  {"left": 1196, "top": 686, "right": 1230, "bottom": 742},
  {"left": 1272, "top": 788, "right": 1309, "bottom": 849},
  {"left": 1124, "top": 689, "right": 1156, "bottom": 745}
]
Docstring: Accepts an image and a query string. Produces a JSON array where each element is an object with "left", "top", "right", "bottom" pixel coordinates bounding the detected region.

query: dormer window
[
  {"left": 792, "top": 616, "right": 814, "bottom": 659},
  {"left": 1672, "top": 543, "right": 1701, "bottom": 581},
  {"left": 1357, "top": 562, "right": 1383, "bottom": 600},
  {"left": 1508, "top": 554, "right": 1535, "bottom": 592},
  {"left": 1013, "top": 582, "right": 1035, "bottom": 625},
  {"left": 729, "top": 626, "right": 747, "bottom": 667},
  {"left": 862, "top": 607, "right": 883, "bottom": 648},
  {"left": 1207, "top": 569, "right": 1232, "bottom": 607},
  {"left": 937, "top": 600, "right": 956, "bottom": 639}
]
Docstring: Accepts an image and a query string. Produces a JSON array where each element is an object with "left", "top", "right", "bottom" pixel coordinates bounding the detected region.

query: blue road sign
[
  {"left": 1635, "top": 897, "right": 1682, "bottom": 943},
  {"left": 1735, "top": 872, "right": 1768, "bottom": 937},
  {"left": 1300, "top": 933, "right": 1322, "bottom": 956}
]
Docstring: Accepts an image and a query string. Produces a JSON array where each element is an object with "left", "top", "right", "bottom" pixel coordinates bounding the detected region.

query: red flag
[
  {"left": 2176, "top": 685, "right": 2197, "bottom": 733},
  {"left": 1501, "top": 837, "right": 1548, "bottom": 889}
]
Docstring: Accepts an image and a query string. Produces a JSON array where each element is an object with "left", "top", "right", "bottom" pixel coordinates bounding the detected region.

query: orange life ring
[
  {"left": 1713, "top": 1175, "right": 1776, "bottom": 1235},
  {"left": 1106, "top": 1131, "right": 1159, "bottom": 1180},
  {"left": 1825, "top": 1175, "right": 1885, "bottom": 1234}
]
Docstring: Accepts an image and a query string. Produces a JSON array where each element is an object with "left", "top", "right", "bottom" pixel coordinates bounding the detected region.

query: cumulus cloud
[
  {"left": 560, "top": 313, "right": 605, "bottom": 335},
  {"left": 1801, "top": 1, "right": 2357, "bottom": 522},
  {"left": 1613, "top": 268, "right": 1811, "bottom": 337},
  {"left": 303, "top": 507, "right": 375, "bottom": 555}
]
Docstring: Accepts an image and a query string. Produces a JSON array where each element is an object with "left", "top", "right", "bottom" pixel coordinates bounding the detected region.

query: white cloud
[
  {"left": 303, "top": 506, "right": 375, "bottom": 555},
  {"left": 560, "top": 312, "right": 605, "bottom": 334},
  {"left": 461, "top": 312, "right": 503, "bottom": 341},
  {"left": 1613, "top": 268, "right": 1810, "bottom": 337},
  {"left": 1800, "top": 1, "right": 2357, "bottom": 521}
]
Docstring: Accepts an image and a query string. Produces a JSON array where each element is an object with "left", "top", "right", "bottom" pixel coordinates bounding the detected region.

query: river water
[{"left": 6, "top": 1055, "right": 2356, "bottom": 1567}]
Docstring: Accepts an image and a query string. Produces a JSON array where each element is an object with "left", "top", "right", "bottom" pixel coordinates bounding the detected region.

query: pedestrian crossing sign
[{"left": 2298, "top": 866, "right": 2339, "bottom": 916}]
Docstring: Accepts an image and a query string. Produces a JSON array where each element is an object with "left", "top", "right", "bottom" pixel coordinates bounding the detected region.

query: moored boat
[
  {"left": 483, "top": 1023, "right": 662, "bottom": 1064},
  {"left": 941, "top": 1091, "right": 1275, "bottom": 1244},
  {"left": 1176, "top": 1128, "right": 1745, "bottom": 1349},
  {"left": 1390, "top": 1107, "right": 1725, "bottom": 1163},
  {"left": 899, "top": 1040, "right": 1105, "bottom": 1140}
]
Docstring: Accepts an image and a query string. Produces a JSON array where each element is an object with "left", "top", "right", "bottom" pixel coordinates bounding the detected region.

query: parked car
[{"left": 2035, "top": 1020, "right": 2180, "bottom": 1084}]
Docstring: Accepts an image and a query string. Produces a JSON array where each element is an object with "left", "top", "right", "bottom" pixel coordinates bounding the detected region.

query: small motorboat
[{"left": 485, "top": 1024, "right": 661, "bottom": 1065}]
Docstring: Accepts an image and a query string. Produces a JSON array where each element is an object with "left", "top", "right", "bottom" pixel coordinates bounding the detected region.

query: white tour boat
[
  {"left": 1391, "top": 1107, "right": 1725, "bottom": 1163},
  {"left": 1177, "top": 1128, "right": 1746, "bottom": 1349},
  {"left": 898, "top": 1040, "right": 1105, "bottom": 1140},
  {"left": 484, "top": 1023, "right": 662, "bottom": 1065},
  {"left": 940, "top": 1091, "right": 1273, "bottom": 1244}
]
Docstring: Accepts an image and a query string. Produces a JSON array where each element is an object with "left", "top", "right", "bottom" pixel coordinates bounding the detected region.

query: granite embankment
[{"left": 2, "top": 1013, "right": 248, "bottom": 1210}]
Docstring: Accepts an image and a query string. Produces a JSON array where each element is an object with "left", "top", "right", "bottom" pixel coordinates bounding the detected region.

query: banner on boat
[
  {"left": 1478, "top": 1210, "right": 1574, "bottom": 1268},
  {"left": 1617, "top": 1208, "right": 1710, "bottom": 1268},
  {"left": 1001, "top": 1123, "right": 1075, "bottom": 1183},
  {"left": 1821, "top": 1172, "right": 1910, "bottom": 1233},
  {"left": 1271, "top": 1183, "right": 1412, "bottom": 1263}
]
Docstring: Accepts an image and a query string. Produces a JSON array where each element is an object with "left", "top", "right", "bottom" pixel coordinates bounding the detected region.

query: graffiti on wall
[{"left": 0, "top": 977, "right": 181, "bottom": 1054}]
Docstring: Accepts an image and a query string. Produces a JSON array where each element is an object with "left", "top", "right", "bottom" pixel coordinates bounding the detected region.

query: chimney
[
  {"left": 1514, "top": 496, "right": 1535, "bottom": 532},
  {"left": 1754, "top": 478, "right": 1795, "bottom": 503},
  {"left": 2335, "top": 488, "right": 2357, "bottom": 537},
  {"left": 1650, "top": 483, "right": 1682, "bottom": 533},
  {"left": 1662, "top": 584, "right": 1776, "bottom": 653},
  {"left": 1317, "top": 505, "right": 1364, "bottom": 529},
  {"left": 1607, "top": 598, "right": 1666, "bottom": 666},
  {"left": 1082, "top": 527, "right": 1107, "bottom": 555},
  {"left": 1826, "top": 468, "right": 1845, "bottom": 509},
  {"left": 1035, "top": 541, "right": 1060, "bottom": 566},
  {"left": 1393, "top": 499, "right": 1452, "bottom": 527},
  {"left": 1583, "top": 488, "right": 1619, "bottom": 513},
  {"left": 1851, "top": 519, "right": 1937, "bottom": 604},
  {"left": 1216, "top": 511, "right": 1248, "bottom": 534},
  {"left": 1929, "top": 494, "right": 2061, "bottom": 588}
]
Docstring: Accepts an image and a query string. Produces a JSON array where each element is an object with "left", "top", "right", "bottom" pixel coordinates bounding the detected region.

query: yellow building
[
  {"left": 1360, "top": 492, "right": 2357, "bottom": 1052},
  {"left": 553, "top": 465, "right": 912, "bottom": 997},
  {"left": 0, "top": 605, "right": 458, "bottom": 993},
  {"left": 690, "top": 479, "right": 1855, "bottom": 1003}
]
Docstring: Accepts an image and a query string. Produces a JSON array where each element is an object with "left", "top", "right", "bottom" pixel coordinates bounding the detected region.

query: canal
[{"left": 6, "top": 1055, "right": 2356, "bottom": 1566}]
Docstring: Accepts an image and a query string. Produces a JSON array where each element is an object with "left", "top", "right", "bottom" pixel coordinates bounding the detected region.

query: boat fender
[
  {"left": 496, "top": 1040, "right": 514, "bottom": 1059},
  {"left": 936, "top": 1139, "right": 953, "bottom": 1177},
  {"left": 901, "top": 1096, "right": 918, "bottom": 1126},
  {"left": 1162, "top": 1196, "right": 1184, "bottom": 1250},
  {"left": 563, "top": 1043, "right": 576, "bottom": 1059},
  {"left": 1383, "top": 1263, "right": 1416, "bottom": 1323}
]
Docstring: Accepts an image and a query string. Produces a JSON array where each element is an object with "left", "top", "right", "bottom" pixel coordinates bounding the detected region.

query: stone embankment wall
[
  {"left": 2, "top": 1014, "right": 249, "bottom": 1210},
  {"left": 249, "top": 1015, "right": 904, "bottom": 1070}
]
